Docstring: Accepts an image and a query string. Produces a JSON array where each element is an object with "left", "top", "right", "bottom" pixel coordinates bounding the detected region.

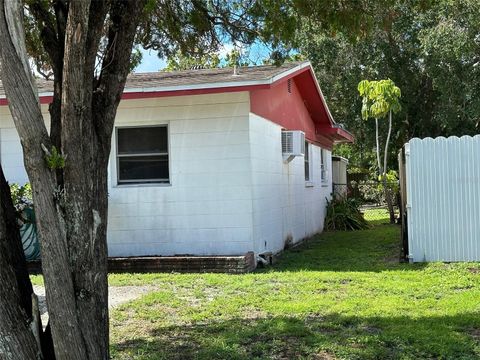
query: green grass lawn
[
  {"left": 362, "top": 207, "right": 399, "bottom": 226},
  {"left": 105, "top": 224, "right": 480, "bottom": 360}
]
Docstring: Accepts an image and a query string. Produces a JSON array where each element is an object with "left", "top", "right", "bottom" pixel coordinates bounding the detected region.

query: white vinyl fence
[{"left": 405, "top": 135, "right": 480, "bottom": 262}]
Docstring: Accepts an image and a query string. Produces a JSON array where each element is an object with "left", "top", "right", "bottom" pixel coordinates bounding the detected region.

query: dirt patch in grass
[
  {"left": 313, "top": 351, "right": 337, "bottom": 360},
  {"left": 469, "top": 328, "right": 480, "bottom": 342}
]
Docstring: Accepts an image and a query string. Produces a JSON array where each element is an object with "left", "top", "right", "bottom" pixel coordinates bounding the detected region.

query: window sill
[
  {"left": 321, "top": 181, "right": 329, "bottom": 187},
  {"left": 113, "top": 183, "right": 172, "bottom": 188},
  {"left": 305, "top": 181, "right": 315, "bottom": 188}
]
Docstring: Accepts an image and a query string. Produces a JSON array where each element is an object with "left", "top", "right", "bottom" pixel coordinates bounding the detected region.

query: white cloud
[
  {"left": 134, "top": 48, "right": 166, "bottom": 72},
  {"left": 218, "top": 43, "right": 235, "bottom": 58}
]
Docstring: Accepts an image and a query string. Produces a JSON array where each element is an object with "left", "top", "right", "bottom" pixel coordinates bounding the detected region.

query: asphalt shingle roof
[{"left": 0, "top": 61, "right": 305, "bottom": 96}]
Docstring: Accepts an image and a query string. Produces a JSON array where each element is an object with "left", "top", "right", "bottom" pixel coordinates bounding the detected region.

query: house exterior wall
[
  {"left": 1, "top": 89, "right": 332, "bottom": 258},
  {"left": 249, "top": 113, "right": 332, "bottom": 254},
  {"left": 406, "top": 135, "right": 480, "bottom": 262},
  {"left": 0, "top": 105, "right": 50, "bottom": 185},
  {"left": 107, "top": 92, "right": 254, "bottom": 256},
  {"left": 250, "top": 79, "right": 333, "bottom": 149}
]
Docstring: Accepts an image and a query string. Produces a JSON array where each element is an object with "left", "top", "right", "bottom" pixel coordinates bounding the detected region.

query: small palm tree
[{"left": 358, "top": 79, "right": 401, "bottom": 223}]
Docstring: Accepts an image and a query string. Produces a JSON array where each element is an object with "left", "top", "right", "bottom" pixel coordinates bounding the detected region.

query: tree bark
[
  {"left": 382, "top": 111, "right": 395, "bottom": 223},
  {"left": 383, "top": 111, "right": 392, "bottom": 178},
  {"left": 375, "top": 117, "right": 382, "bottom": 175},
  {"left": 0, "top": 168, "right": 39, "bottom": 359},
  {"left": 1, "top": 0, "right": 145, "bottom": 358},
  {"left": 1, "top": 1, "right": 93, "bottom": 359},
  {"left": 0, "top": 169, "right": 34, "bottom": 318}
]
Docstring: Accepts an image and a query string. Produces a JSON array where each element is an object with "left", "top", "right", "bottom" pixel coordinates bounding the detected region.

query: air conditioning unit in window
[{"left": 281, "top": 130, "right": 305, "bottom": 163}]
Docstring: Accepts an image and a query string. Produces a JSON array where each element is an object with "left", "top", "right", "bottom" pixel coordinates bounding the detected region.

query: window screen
[
  {"left": 320, "top": 148, "right": 326, "bottom": 182},
  {"left": 304, "top": 141, "right": 310, "bottom": 181},
  {"left": 116, "top": 126, "right": 169, "bottom": 184}
]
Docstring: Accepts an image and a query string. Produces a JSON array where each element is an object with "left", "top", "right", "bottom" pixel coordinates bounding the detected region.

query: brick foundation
[{"left": 28, "top": 251, "right": 256, "bottom": 274}]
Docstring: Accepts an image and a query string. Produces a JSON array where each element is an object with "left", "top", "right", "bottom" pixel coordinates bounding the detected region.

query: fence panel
[
  {"left": 406, "top": 135, "right": 480, "bottom": 262},
  {"left": 332, "top": 181, "right": 399, "bottom": 224}
]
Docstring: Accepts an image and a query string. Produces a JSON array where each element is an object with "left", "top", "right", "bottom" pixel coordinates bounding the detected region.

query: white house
[{"left": 0, "top": 61, "right": 353, "bottom": 259}]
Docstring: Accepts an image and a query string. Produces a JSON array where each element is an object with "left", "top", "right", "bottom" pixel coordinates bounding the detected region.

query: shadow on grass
[
  {"left": 111, "top": 312, "right": 480, "bottom": 360},
  {"left": 264, "top": 224, "right": 426, "bottom": 273}
]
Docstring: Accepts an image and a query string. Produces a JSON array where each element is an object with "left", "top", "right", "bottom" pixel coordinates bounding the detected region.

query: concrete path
[{"left": 33, "top": 285, "right": 156, "bottom": 326}]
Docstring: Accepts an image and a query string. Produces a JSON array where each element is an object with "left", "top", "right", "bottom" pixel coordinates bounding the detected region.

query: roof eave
[
  {"left": 318, "top": 125, "right": 355, "bottom": 143},
  {"left": 0, "top": 62, "right": 312, "bottom": 105}
]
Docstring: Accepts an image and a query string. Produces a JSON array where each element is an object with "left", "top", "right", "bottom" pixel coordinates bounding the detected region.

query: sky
[
  {"left": 135, "top": 48, "right": 166, "bottom": 72},
  {"left": 134, "top": 42, "right": 273, "bottom": 73}
]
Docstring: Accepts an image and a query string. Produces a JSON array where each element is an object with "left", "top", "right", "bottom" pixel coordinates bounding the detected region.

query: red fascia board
[
  {"left": 0, "top": 96, "right": 54, "bottom": 106},
  {"left": 0, "top": 83, "right": 271, "bottom": 106},
  {"left": 318, "top": 126, "right": 354, "bottom": 143},
  {"left": 309, "top": 135, "right": 334, "bottom": 150},
  {"left": 121, "top": 84, "right": 270, "bottom": 100},
  {"left": 335, "top": 128, "right": 354, "bottom": 143},
  {"left": 269, "top": 66, "right": 312, "bottom": 87}
]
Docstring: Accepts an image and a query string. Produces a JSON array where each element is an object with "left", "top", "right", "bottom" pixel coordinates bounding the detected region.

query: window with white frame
[
  {"left": 116, "top": 126, "right": 169, "bottom": 184},
  {"left": 304, "top": 141, "right": 310, "bottom": 181},
  {"left": 320, "top": 148, "right": 327, "bottom": 183}
]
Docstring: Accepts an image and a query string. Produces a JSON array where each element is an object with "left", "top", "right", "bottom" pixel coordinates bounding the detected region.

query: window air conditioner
[{"left": 281, "top": 130, "right": 305, "bottom": 163}]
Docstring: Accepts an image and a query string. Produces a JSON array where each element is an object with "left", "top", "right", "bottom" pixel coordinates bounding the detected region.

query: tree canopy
[
  {"left": 358, "top": 79, "right": 401, "bottom": 121},
  {"left": 298, "top": 0, "right": 480, "bottom": 174}
]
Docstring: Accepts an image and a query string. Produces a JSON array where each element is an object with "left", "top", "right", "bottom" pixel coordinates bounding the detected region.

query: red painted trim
[
  {"left": 269, "top": 66, "right": 311, "bottom": 87},
  {"left": 121, "top": 84, "right": 270, "bottom": 100},
  {"left": 0, "top": 96, "right": 53, "bottom": 106},
  {"left": 40, "top": 96, "right": 53, "bottom": 104},
  {"left": 0, "top": 84, "right": 270, "bottom": 106},
  {"left": 335, "top": 128, "right": 354, "bottom": 143},
  {"left": 309, "top": 136, "right": 334, "bottom": 151},
  {"left": 317, "top": 126, "right": 354, "bottom": 143}
]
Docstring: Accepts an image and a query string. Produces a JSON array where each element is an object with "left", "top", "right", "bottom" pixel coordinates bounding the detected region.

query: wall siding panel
[
  {"left": 249, "top": 113, "right": 331, "bottom": 254},
  {"left": 107, "top": 93, "right": 253, "bottom": 256}
]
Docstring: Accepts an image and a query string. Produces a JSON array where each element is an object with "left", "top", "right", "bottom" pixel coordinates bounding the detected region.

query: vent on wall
[
  {"left": 281, "top": 130, "right": 305, "bottom": 163},
  {"left": 287, "top": 79, "right": 292, "bottom": 93}
]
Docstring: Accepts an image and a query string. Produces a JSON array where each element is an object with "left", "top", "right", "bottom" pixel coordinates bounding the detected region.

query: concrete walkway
[{"left": 33, "top": 285, "right": 156, "bottom": 326}]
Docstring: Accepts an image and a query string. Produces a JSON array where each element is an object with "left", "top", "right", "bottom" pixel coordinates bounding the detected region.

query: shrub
[
  {"left": 324, "top": 196, "right": 370, "bottom": 231},
  {"left": 10, "top": 183, "right": 33, "bottom": 214}
]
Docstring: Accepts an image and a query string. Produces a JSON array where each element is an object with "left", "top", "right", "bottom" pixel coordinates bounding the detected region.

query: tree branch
[{"left": 93, "top": 0, "right": 147, "bottom": 146}]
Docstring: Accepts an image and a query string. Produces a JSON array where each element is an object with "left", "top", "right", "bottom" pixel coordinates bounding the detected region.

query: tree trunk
[
  {"left": 383, "top": 111, "right": 393, "bottom": 179},
  {"left": 0, "top": 168, "right": 39, "bottom": 359},
  {"left": 0, "top": 0, "right": 145, "bottom": 358},
  {"left": 0, "top": 168, "right": 34, "bottom": 318},
  {"left": 383, "top": 110, "right": 395, "bottom": 223},
  {"left": 382, "top": 174, "right": 396, "bottom": 224},
  {"left": 375, "top": 118, "right": 382, "bottom": 175}
]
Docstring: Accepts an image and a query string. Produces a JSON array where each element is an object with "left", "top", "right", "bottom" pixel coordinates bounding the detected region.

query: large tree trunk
[
  {"left": 0, "top": 167, "right": 40, "bottom": 359},
  {"left": 0, "top": 2, "right": 88, "bottom": 357},
  {"left": 0, "top": 169, "right": 34, "bottom": 318},
  {"left": 0, "top": 0, "right": 145, "bottom": 358}
]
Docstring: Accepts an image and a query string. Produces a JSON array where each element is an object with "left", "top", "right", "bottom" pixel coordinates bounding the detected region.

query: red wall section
[{"left": 250, "top": 79, "right": 334, "bottom": 149}]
